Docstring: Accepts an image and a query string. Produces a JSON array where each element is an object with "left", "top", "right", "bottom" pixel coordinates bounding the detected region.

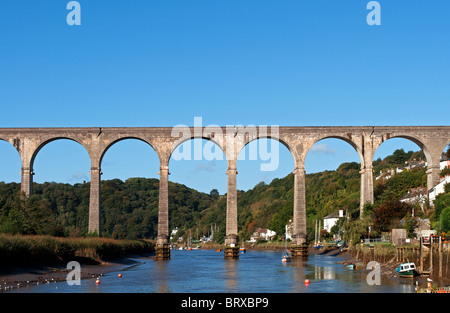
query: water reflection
[
  {"left": 290, "top": 259, "right": 307, "bottom": 292},
  {"left": 155, "top": 260, "right": 169, "bottom": 293},
  {"left": 224, "top": 260, "right": 238, "bottom": 292},
  {"left": 313, "top": 266, "right": 336, "bottom": 281}
]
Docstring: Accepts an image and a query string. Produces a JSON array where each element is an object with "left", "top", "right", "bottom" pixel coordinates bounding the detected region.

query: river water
[{"left": 7, "top": 249, "right": 416, "bottom": 293}]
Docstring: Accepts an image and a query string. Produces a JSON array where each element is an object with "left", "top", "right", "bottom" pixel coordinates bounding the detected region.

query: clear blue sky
[{"left": 0, "top": 1, "right": 449, "bottom": 194}]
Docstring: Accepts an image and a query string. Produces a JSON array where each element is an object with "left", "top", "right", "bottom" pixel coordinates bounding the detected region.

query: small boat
[
  {"left": 313, "top": 220, "right": 323, "bottom": 250},
  {"left": 395, "top": 262, "right": 417, "bottom": 278},
  {"left": 239, "top": 247, "right": 246, "bottom": 253},
  {"left": 344, "top": 262, "right": 357, "bottom": 270},
  {"left": 281, "top": 225, "right": 292, "bottom": 263},
  {"left": 282, "top": 252, "right": 291, "bottom": 263},
  {"left": 314, "top": 243, "right": 323, "bottom": 250}
]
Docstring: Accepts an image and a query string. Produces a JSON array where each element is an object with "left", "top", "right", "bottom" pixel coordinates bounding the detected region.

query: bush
[{"left": 440, "top": 207, "right": 450, "bottom": 233}]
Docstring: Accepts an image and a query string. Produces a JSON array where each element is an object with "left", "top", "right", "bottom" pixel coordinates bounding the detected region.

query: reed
[{"left": 0, "top": 234, "right": 154, "bottom": 266}]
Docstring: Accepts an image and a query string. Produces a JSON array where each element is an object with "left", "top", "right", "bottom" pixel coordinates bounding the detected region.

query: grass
[{"left": 0, "top": 234, "right": 155, "bottom": 267}]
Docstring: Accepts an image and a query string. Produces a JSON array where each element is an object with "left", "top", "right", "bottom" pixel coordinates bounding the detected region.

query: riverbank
[
  {"left": 316, "top": 243, "right": 450, "bottom": 288},
  {"left": 0, "top": 234, "right": 155, "bottom": 292},
  {"left": 0, "top": 254, "right": 155, "bottom": 292},
  {"left": 0, "top": 234, "right": 155, "bottom": 266}
]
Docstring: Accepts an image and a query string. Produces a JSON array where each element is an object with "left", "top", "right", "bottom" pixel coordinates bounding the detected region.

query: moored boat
[
  {"left": 281, "top": 225, "right": 292, "bottom": 262},
  {"left": 313, "top": 220, "right": 323, "bottom": 250},
  {"left": 281, "top": 252, "right": 291, "bottom": 263},
  {"left": 344, "top": 262, "right": 357, "bottom": 270},
  {"left": 395, "top": 262, "right": 417, "bottom": 278}
]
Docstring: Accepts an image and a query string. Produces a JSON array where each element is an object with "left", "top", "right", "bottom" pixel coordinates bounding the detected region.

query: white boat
[{"left": 395, "top": 262, "right": 417, "bottom": 278}]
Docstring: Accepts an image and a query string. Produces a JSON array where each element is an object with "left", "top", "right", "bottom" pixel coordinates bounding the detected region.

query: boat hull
[{"left": 397, "top": 270, "right": 416, "bottom": 278}]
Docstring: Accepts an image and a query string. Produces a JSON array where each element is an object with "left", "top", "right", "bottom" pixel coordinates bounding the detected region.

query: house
[
  {"left": 323, "top": 210, "right": 343, "bottom": 233},
  {"left": 440, "top": 158, "right": 450, "bottom": 170},
  {"left": 407, "top": 160, "right": 426, "bottom": 170},
  {"left": 399, "top": 187, "right": 427, "bottom": 210},
  {"left": 170, "top": 227, "right": 179, "bottom": 240},
  {"left": 200, "top": 235, "right": 212, "bottom": 243},
  {"left": 429, "top": 175, "right": 450, "bottom": 206},
  {"left": 252, "top": 228, "right": 276, "bottom": 241}
]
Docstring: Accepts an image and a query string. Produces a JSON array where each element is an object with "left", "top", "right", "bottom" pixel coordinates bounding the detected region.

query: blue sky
[{"left": 0, "top": 1, "right": 449, "bottom": 194}]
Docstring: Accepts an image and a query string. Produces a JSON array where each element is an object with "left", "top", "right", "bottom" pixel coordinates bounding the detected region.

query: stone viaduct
[{"left": 0, "top": 126, "right": 449, "bottom": 259}]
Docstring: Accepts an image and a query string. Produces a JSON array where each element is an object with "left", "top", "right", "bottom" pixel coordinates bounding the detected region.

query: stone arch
[
  {"left": 99, "top": 137, "right": 161, "bottom": 169},
  {"left": 168, "top": 132, "right": 227, "bottom": 165},
  {"left": 0, "top": 138, "right": 22, "bottom": 182},
  {"left": 236, "top": 134, "right": 297, "bottom": 167},
  {"left": 373, "top": 134, "right": 438, "bottom": 191},
  {"left": 304, "top": 136, "right": 364, "bottom": 219},
  {"left": 304, "top": 135, "right": 364, "bottom": 169},
  {"left": 0, "top": 137, "right": 21, "bottom": 157},
  {"left": 373, "top": 135, "right": 430, "bottom": 166},
  {"left": 29, "top": 136, "right": 91, "bottom": 170}
]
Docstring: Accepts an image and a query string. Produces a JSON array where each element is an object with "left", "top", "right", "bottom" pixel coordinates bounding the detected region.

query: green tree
[
  {"left": 440, "top": 207, "right": 450, "bottom": 233},
  {"left": 433, "top": 192, "right": 450, "bottom": 223},
  {"left": 209, "top": 189, "right": 219, "bottom": 199},
  {"left": 387, "top": 149, "right": 409, "bottom": 165},
  {"left": 404, "top": 217, "right": 418, "bottom": 238},
  {"left": 342, "top": 218, "right": 371, "bottom": 245}
]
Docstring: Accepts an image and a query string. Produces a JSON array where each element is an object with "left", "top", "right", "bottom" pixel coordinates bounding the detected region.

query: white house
[
  {"left": 429, "top": 175, "right": 450, "bottom": 206},
  {"left": 252, "top": 228, "right": 277, "bottom": 241},
  {"left": 170, "top": 227, "right": 179, "bottom": 240},
  {"left": 323, "top": 211, "right": 343, "bottom": 233},
  {"left": 441, "top": 159, "right": 450, "bottom": 170}
]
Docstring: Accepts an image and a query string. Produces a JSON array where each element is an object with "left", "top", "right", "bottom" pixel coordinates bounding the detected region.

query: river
[{"left": 7, "top": 249, "right": 415, "bottom": 293}]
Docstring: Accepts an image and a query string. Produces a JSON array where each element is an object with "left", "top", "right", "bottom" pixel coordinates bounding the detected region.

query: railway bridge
[{"left": 1, "top": 125, "right": 449, "bottom": 259}]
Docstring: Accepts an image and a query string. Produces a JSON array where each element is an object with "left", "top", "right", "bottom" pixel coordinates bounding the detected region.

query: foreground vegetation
[{"left": 0, "top": 234, "right": 154, "bottom": 266}]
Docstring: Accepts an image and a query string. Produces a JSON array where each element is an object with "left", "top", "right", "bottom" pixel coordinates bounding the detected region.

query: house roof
[{"left": 324, "top": 211, "right": 340, "bottom": 219}]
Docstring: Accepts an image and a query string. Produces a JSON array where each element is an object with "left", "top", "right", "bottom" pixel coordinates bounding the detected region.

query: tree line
[{"left": 0, "top": 148, "right": 449, "bottom": 244}]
